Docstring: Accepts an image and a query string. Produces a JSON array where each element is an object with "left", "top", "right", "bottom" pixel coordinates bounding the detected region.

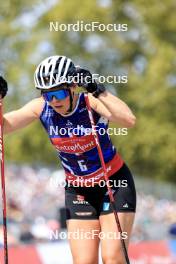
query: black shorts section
[{"left": 65, "top": 164, "right": 136, "bottom": 220}]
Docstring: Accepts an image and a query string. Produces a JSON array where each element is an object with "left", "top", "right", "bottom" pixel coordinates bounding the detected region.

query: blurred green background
[{"left": 1, "top": 0, "right": 176, "bottom": 183}]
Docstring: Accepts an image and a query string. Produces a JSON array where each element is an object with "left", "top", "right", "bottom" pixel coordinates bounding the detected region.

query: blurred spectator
[{"left": 19, "top": 222, "right": 35, "bottom": 243}]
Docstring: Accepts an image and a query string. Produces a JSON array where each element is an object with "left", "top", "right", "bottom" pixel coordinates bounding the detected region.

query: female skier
[{"left": 0, "top": 55, "right": 136, "bottom": 264}]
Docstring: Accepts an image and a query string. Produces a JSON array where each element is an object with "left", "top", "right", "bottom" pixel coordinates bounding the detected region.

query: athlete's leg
[
  {"left": 67, "top": 219, "right": 100, "bottom": 264},
  {"left": 99, "top": 163, "right": 136, "bottom": 264},
  {"left": 65, "top": 179, "right": 104, "bottom": 264},
  {"left": 100, "top": 212, "right": 135, "bottom": 264}
]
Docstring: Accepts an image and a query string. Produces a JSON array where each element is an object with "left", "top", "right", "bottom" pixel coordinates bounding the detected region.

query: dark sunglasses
[{"left": 42, "top": 88, "right": 70, "bottom": 102}]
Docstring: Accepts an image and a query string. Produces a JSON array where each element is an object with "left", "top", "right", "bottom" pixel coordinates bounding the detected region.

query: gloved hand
[
  {"left": 74, "top": 67, "right": 106, "bottom": 97},
  {"left": 0, "top": 76, "right": 8, "bottom": 98}
]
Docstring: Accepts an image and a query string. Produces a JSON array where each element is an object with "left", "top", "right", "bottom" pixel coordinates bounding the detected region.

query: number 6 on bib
[{"left": 77, "top": 160, "right": 87, "bottom": 172}]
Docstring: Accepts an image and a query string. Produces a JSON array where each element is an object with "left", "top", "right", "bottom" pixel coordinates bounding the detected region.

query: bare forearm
[
  {"left": 3, "top": 112, "right": 34, "bottom": 134},
  {"left": 98, "top": 91, "right": 136, "bottom": 127}
]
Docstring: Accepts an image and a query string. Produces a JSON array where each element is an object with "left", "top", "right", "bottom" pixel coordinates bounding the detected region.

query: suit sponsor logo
[
  {"left": 103, "top": 202, "right": 110, "bottom": 211},
  {"left": 123, "top": 203, "right": 129, "bottom": 208},
  {"left": 65, "top": 120, "right": 73, "bottom": 127},
  {"left": 75, "top": 212, "right": 93, "bottom": 216},
  {"left": 73, "top": 195, "right": 89, "bottom": 205},
  {"left": 79, "top": 107, "right": 87, "bottom": 113},
  {"left": 51, "top": 135, "right": 96, "bottom": 153}
]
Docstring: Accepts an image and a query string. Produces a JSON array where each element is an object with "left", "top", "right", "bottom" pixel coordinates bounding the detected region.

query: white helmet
[{"left": 34, "top": 55, "right": 76, "bottom": 89}]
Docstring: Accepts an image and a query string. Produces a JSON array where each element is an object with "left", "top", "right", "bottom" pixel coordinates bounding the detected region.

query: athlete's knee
[{"left": 102, "top": 251, "right": 125, "bottom": 264}]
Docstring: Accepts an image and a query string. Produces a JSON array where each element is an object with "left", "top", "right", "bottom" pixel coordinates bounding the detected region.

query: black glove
[
  {"left": 0, "top": 76, "right": 8, "bottom": 98},
  {"left": 74, "top": 67, "right": 106, "bottom": 97}
]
